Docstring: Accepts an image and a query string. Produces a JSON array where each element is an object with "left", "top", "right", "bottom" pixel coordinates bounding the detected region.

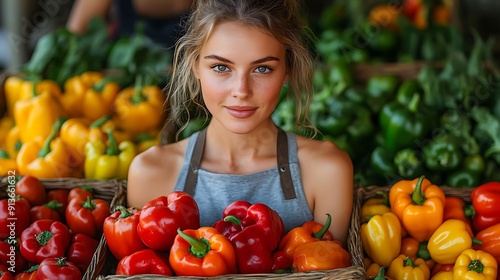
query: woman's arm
[
  {"left": 66, "top": 0, "right": 113, "bottom": 34},
  {"left": 299, "top": 139, "right": 354, "bottom": 247}
]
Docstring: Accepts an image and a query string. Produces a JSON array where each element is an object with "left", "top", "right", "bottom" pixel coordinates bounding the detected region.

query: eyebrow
[{"left": 203, "top": 55, "right": 280, "bottom": 64}]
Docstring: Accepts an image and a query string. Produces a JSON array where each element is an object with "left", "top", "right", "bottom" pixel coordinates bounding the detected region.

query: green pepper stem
[
  {"left": 134, "top": 133, "right": 155, "bottom": 143},
  {"left": 38, "top": 118, "right": 67, "bottom": 158},
  {"left": 44, "top": 200, "right": 63, "bottom": 210},
  {"left": 105, "top": 129, "right": 120, "bottom": 156},
  {"left": 223, "top": 215, "right": 241, "bottom": 226},
  {"left": 115, "top": 206, "right": 133, "bottom": 219},
  {"left": 131, "top": 75, "right": 147, "bottom": 104},
  {"left": 374, "top": 267, "right": 386, "bottom": 280},
  {"left": 404, "top": 256, "right": 415, "bottom": 267},
  {"left": 472, "top": 238, "right": 482, "bottom": 245},
  {"left": 463, "top": 204, "right": 475, "bottom": 219},
  {"left": 26, "top": 265, "right": 39, "bottom": 273},
  {"left": 417, "top": 242, "right": 431, "bottom": 260},
  {"left": 0, "top": 150, "right": 10, "bottom": 159},
  {"left": 375, "top": 191, "right": 390, "bottom": 207},
  {"left": 407, "top": 94, "right": 421, "bottom": 113},
  {"left": 313, "top": 213, "right": 331, "bottom": 240},
  {"left": 411, "top": 175, "right": 426, "bottom": 205},
  {"left": 468, "top": 260, "right": 484, "bottom": 273},
  {"left": 83, "top": 196, "right": 96, "bottom": 211},
  {"left": 89, "top": 115, "right": 111, "bottom": 128},
  {"left": 36, "top": 231, "right": 54, "bottom": 246},
  {"left": 176, "top": 228, "right": 210, "bottom": 258},
  {"left": 56, "top": 257, "right": 68, "bottom": 267}
]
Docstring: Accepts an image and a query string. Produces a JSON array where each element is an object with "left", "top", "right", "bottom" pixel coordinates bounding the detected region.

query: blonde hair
[{"left": 167, "top": 0, "right": 316, "bottom": 139}]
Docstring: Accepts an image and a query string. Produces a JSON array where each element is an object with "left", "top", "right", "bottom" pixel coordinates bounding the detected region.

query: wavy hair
[{"left": 166, "top": 0, "right": 317, "bottom": 139}]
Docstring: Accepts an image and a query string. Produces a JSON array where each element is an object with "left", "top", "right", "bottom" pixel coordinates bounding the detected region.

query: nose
[{"left": 231, "top": 74, "right": 252, "bottom": 99}]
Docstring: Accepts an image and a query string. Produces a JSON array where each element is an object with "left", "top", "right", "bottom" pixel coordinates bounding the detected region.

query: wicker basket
[
  {"left": 85, "top": 184, "right": 366, "bottom": 280},
  {"left": 0, "top": 177, "right": 127, "bottom": 279},
  {"left": 354, "top": 184, "right": 475, "bottom": 274}
]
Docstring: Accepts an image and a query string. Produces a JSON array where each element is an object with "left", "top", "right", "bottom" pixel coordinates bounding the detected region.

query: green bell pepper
[
  {"left": 379, "top": 94, "right": 433, "bottom": 154},
  {"left": 396, "top": 80, "right": 422, "bottom": 106},
  {"left": 423, "top": 134, "right": 463, "bottom": 172},
  {"left": 394, "top": 148, "right": 425, "bottom": 179},
  {"left": 445, "top": 168, "right": 480, "bottom": 188},
  {"left": 369, "top": 146, "right": 397, "bottom": 176},
  {"left": 366, "top": 75, "right": 399, "bottom": 113}
]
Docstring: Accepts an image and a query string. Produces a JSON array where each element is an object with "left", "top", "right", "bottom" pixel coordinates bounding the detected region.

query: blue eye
[
  {"left": 255, "top": 66, "right": 271, "bottom": 74},
  {"left": 213, "top": 65, "right": 229, "bottom": 72}
]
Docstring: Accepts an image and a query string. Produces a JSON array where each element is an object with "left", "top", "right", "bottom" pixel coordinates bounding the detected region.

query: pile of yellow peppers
[
  {"left": 0, "top": 72, "right": 165, "bottom": 178},
  {"left": 361, "top": 176, "right": 498, "bottom": 280}
]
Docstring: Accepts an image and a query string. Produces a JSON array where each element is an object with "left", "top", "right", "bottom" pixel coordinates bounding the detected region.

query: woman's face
[{"left": 196, "top": 21, "right": 288, "bottom": 134}]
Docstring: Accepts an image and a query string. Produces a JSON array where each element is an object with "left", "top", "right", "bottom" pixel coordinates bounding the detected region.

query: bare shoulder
[
  {"left": 296, "top": 135, "right": 353, "bottom": 174},
  {"left": 127, "top": 138, "right": 190, "bottom": 208}
]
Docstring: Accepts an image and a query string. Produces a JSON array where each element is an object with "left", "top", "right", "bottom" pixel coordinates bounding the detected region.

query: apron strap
[{"left": 183, "top": 127, "right": 296, "bottom": 199}]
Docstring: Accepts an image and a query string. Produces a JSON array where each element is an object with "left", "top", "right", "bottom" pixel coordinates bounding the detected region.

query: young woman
[{"left": 127, "top": 0, "right": 354, "bottom": 246}]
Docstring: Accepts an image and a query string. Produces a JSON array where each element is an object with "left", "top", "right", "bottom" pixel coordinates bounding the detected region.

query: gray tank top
[{"left": 173, "top": 129, "right": 313, "bottom": 232}]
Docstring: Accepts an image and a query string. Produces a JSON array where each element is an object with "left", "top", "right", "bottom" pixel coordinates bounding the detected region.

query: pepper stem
[
  {"left": 463, "top": 204, "right": 475, "bottom": 219},
  {"left": 404, "top": 256, "right": 415, "bottom": 267},
  {"left": 105, "top": 129, "right": 120, "bottom": 156},
  {"left": 131, "top": 75, "right": 147, "bottom": 104},
  {"left": 90, "top": 115, "right": 111, "bottom": 128},
  {"left": 223, "top": 215, "right": 241, "bottom": 226},
  {"left": 417, "top": 242, "right": 431, "bottom": 260},
  {"left": 83, "top": 196, "right": 96, "bottom": 211},
  {"left": 407, "top": 93, "right": 421, "bottom": 113},
  {"left": 115, "top": 206, "right": 133, "bottom": 219},
  {"left": 374, "top": 267, "right": 386, "bottom": 280},
  {"left": 176, "top": 228, "right": 210, "bottom": 258},
  {"left": 472, "top": 238, "right": 482, "bottom": 245},
  {"left": 36, "top": 231, "right": 54, "bottom": 246},
  {"left": 38, "top": 118, "right": 66, "bottom": 158},
  {"left": 313, "top": 213, "right": 331, "bottom": 240},
  {"left": 375, "top": 191, "right": 390, "bottom": 207},
  {"left": 0, "top": 150, "right": 9, "bottom": 159},
  {"left": 56, "top": 257, "right": 68, "bottom": 267},
  {"left": 44, "top": 200, "right": 63, "bottom": 210},
  {"left": 411, "top": 175, "right": 426, "bottom": 205},
  {"left": 468, "top": 260, "right": 484, "bottom": 273}
]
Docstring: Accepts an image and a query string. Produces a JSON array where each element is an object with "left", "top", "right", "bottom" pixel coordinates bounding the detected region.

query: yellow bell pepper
[
  {"left": 61, "top": 71, "right": 103, "bottom": 118},
  {"left": 5, "top": 126, "right": 22, "bottom": 159},
  {"left": 84, "top": 130, "right": 136, "bottom": 180},
  {"left": 0, "top": 150, "right": 17, "bottom": 176},
  {"left": 4, "top": 76, "right": 24, "bottom": 117},
  {"left": 431, "top": 271, "right": 453, "bottom": 280},
  {"left": 14, "top": 89, "right": 64, "bottom": 144},
  {"left": 0, "top": 117, "right": 15, "bottom": 148},
  {"left": 428, "top": 219, "right": 482, "bottom": 265},
  {"left": 19, "top": 79, "right": 62, "bottom": 100},
  {"left": 60, "top": 116, "right": 110, "bottom": 170},
  {"left": 453, "top": 249, "right": 497, "bottom": 280},
  {"left": 387, "top": 254, "right": 431, "bottom": 280},
  {"left": 82, "top": 74, "right": 120, "bottom": 122},
  {"left": 134, "top": 131, "right": 161, "bottom": 153},
  {"left": 103, "top": 117, "right": 133, "bottom": 144},
  {"left": 365, "top": 259, "right": 383, "bottom": 279},
  {"left": 114, "top": 84, "right": 165, "bottom": 135},
  {"left": 361, "top": 212, "right": 402, "bottom": 267},
  {"left": 361, "top": 190, "right": 391, "bottom": 220},
  {"left": 16, "top": 118, "right": 72, "bottom": 178}
]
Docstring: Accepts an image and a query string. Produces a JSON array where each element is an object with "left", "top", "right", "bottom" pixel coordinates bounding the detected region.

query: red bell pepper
[
  {"left": 46, "top": 189, "right": 70, "bottom": 219},
  {"left": 473, "top": 223, "right": 500, "bottom": 264},
  {"left": 19, "top": 219, "right": 71, "bottom": 263},
  {"left": 103, "top": 206, "right": 147, "bottom": 260},
  {"left": 67, "top": 187, "right": 93, "bottom": 202},
  {"left": 470, "top": 182, "right": 500, "bottom": 233},
  {"left": 137, "top": 192, "right": 200, "bottom": 251},
  {"left": 30, "top": 200, "right": 62, "bottom": 222},
  {"left": 169, "top": 227, "right": 237, "bottom": 276},
  {"left": 12, "top": 265, "right": 38, "bottom": 280},
  {"left": 66, "top": 233, "right": 99, "bottom": 274},
  {"left": 0, "top": 238, "right": 28, "bottom": 274},
  {"left": 271, "top": 250, "right": 293, "bottom": 273},
  {"left": 0, "top": 264, "right": 13, "bottom": 280},
  {"left": 0, "top": 197, "right": 30, "bottom": 239},
  {"left": 443, "top": 196, "right": 474, "bottom": 236},
  {"left": 212, "top": 200, "right": 285, "bottom": 274},
  {"left": 14, "top": 176, "right": 46, "bottom": 207},
  {"left": 116, "top": 249, "right": 172, "bottom": 276},
  {"left": 65, "top": 196, "right": 110, "bottom": 239},
  {"left": 36, "top": 257, "right": 81, "bottom": 280}
]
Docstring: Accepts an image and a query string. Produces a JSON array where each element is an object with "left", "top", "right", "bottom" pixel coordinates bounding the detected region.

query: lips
[{"left": 225, "top": 106, "right": 257, "bottom": 118}]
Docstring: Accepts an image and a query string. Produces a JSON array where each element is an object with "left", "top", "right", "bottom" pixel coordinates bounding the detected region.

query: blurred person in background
[{"left": 66, "top": 0, "right": 194, "bottom": 49}]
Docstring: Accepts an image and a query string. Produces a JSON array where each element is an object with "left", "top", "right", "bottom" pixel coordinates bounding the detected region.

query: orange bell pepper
[
  {"left": 432, "top": 271, "right": 454, "bottom": 280},
  {"left": 387, "top": 254, "right": 431, "bottom": 280},
  {"left": 443, "top": 196, "right": 474, "bottom": 236},
  {"left": 292, "top": 239, "right": 351, "bottom": 272},
  {"left": 16, "top": 118, "right": 72, "bottom": 178},
  {"left": 169, "top": 227, "right": 237, "bottom": 277},
  {"left": 365, "top": 258, "right": 383, "bottom": 279},
  {"left": 401, "top": 236, "right": 435, "bottom": 271},
  {"left": 453, "top": 249, "right": 497, "bottom": 280},
  {"left": 278, "top": 213, "right": 334, "bottom": 260},
  {"left": 361, "top": 191, "right": 391, "bottom": 220},
  {"left": 432, "top": 263, "right": 454, "bottom": 277},
  {"left": 428, "top": 219, "right": 482, "bottom": 265},
  {"left": 361, "top": 212, "right": 402, "bottom": 267},
  {"left": 474, "top": 223, "right": 500, "bottom": 264},
  {"left": 389, "top": 175, "right": 445, "bottom": 242}
]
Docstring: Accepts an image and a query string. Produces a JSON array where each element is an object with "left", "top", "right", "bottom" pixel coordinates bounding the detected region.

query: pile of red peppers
[{"left": 103, "top": 192, "right": 352, "bottom": 277}]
